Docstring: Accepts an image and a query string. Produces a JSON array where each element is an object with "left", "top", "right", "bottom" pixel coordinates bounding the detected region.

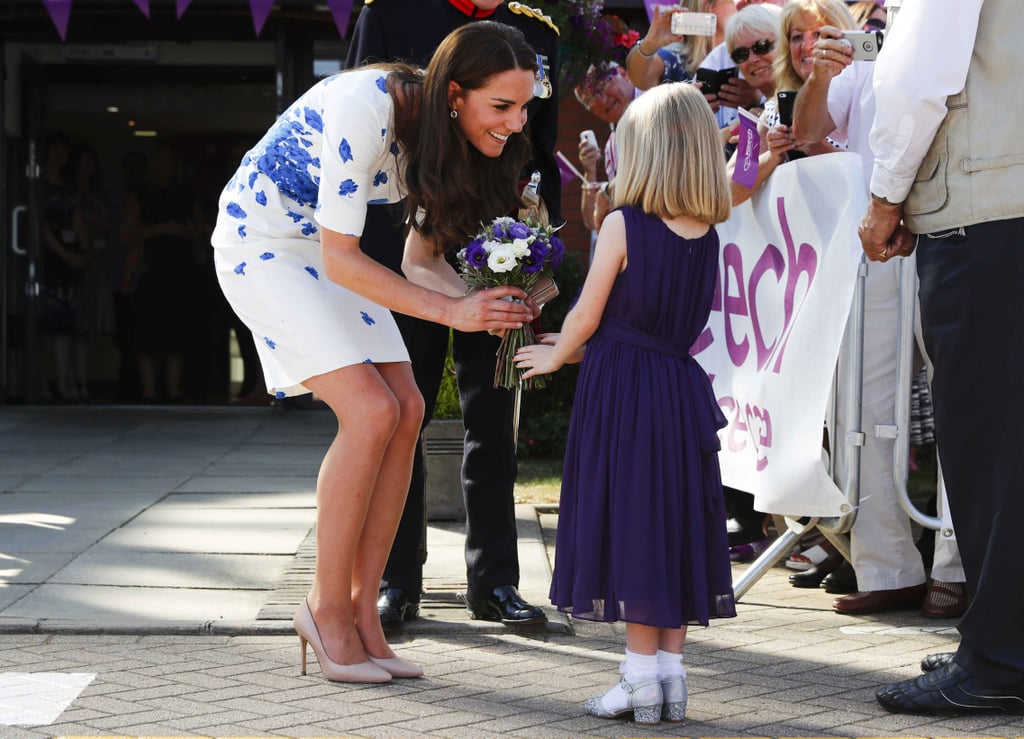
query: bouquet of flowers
[{"left": 457, "top": 216, "right": 565, "bottom": 390}]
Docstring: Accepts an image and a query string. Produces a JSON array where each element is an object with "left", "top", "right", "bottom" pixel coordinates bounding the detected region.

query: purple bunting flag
[
  {"left": 249, "top": 0, "right": 274, "bottom": 37},
  {"left": 731, "top": 107, "right": 761, "bottom": 190},
  {"left": 131, "top": 0, "right": 150, "bottom": 18},
  {"left": 42, "top": 0, "right": 72, "bottom": 41},
  {"left": 177, "top": 0, "right": 192, "bottom": 19},
  {"left": 327, "top": 0, "right": 354, "bottom": 39}
]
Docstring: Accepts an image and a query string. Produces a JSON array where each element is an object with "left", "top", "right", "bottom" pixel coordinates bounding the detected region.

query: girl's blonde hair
[
  {"left": 613, "top": 83, "right": 731, "bottom": 225},
  {"left": 773, "top": 0, "right": 856, "bottom": 94}
]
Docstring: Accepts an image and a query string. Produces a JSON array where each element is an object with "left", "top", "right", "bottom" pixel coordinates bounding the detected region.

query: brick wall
[{"left": 554, "top": 94, "right": 610, "bottom": 259}]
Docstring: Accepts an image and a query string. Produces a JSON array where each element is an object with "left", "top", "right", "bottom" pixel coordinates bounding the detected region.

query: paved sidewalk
[{"left": 0, "top": 406, "right": 1019, "bottom": 738}]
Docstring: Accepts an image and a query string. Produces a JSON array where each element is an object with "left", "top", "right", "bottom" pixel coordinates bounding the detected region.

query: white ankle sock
[
  {"left": 657, "top": 649, "right": 686, "bottom": 680},
  {"left": 622, "top": 649, "right": 658, "bottom": 683}
]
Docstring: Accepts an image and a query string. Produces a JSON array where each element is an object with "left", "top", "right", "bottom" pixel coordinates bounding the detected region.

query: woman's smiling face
[
  {"left": 449, "top": 69, "right": 535, "bottom": 158},
  {"left": 790, "top": 12, "right": 826, "bottom": 81},
  {"left": 734, "top": 29, "right": 778, "bottom": 93}
]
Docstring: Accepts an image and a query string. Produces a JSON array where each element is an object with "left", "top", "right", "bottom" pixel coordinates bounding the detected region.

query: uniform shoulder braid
[{"left": 507, "top": 2, "right": 559, "bottom": 36}]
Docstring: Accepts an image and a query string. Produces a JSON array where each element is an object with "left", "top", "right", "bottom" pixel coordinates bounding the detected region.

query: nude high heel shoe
[
  {"left": 369, "top": 655, "right": 424, "bottom": 679},
  {"left": 294, "top": 599, "right": 392, "bottom": 683}
]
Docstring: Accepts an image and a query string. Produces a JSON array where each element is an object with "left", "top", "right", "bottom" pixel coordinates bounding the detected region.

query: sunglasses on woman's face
[{"left": 730, "top": 38, "right": 775, "bottom": 64}]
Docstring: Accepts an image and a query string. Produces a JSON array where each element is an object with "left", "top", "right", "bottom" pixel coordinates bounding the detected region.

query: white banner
[{"left": 693, "top": 152, "right": 867, "bottom": 516}]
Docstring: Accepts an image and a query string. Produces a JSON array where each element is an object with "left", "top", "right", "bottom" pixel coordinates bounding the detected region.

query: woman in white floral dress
[{"left": 211, "top": 22, "right": 539, "bottom": 684}]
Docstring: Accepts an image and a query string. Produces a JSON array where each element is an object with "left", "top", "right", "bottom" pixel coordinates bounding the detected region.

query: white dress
[{"left": 211, "top": 69, "right": 409, "bottom": 398}]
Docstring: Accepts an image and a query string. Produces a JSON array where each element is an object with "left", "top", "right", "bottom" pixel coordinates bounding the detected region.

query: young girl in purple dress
[{"left": 516, "top": 82, "right": 737, "bottom": 725}]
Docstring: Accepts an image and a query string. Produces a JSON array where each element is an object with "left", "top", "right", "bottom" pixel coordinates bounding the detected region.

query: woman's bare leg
[
  {"left": 351, "top": 362, "right": 424, "bottom": 659},
  {"left": 303, "top": 362, "right": 414, "bottom": 666}
]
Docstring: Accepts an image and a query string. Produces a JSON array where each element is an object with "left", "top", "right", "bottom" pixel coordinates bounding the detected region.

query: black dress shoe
[
  {"left": 789, "top": 549, "right": 844, "bottom": 588},
  {"left": 877, "top": 662, "right": 1024, "bottom": 715},
  {"left": 920, "top": 652, "right": 955, "bottom": 672},
  {"left": 377, "top": 587, "right": 419, "bottom": 630},
  {"left": 821, "top": 560, "right": 857, "bottom": 594},
  {"left": 461, "top": 585, "right": 547, "bottom": 625}
]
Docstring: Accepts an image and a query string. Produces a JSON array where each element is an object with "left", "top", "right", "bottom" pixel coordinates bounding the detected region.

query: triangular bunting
[
  {"left": 176, "top": 0, "right": 192, "bottom": 19},
  {"left": 249, "top": 0, "right": 274, "bottom": 37},
  {"left": 131, "top": 0, "right": 150, "bottom": 18},
  {"left": 326, "top": 0, "right": 354, "bottom": 39},
  {"left": 42, "top": 0, "right": 72, "bottom": 41}
]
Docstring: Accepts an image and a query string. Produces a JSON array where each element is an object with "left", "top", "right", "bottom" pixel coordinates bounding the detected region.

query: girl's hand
[
  {"left": 514, "top": 343, "right": 563, "bottom": 379},
  {"left": 529, "top": 333, "right": 586, "bottom": 364}
]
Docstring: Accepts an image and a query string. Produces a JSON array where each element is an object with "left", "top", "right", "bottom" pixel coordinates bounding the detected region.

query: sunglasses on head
[{"left": 730, "top": 38, "right": 775, "bottom": 64}]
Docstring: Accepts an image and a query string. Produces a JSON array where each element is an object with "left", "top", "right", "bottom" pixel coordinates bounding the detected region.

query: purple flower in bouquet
[
  {"left": 456, "top": 216, "right": 565, "bottom": 390},
  {"left": 522, "top": 241, "right": 548, "bottom": 274},
  {"left": 464, "top": 238, "right": 488, "bottom": 269},
  {"left": 549, "top": 235, "right": 565, "bottom": 270}
]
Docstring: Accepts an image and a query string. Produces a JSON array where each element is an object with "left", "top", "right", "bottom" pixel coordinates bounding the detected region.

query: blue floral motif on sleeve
[
  {"left": 363, "top": 358, "right": 373, "bottom": 363},
  {"left": 259, "top": 252, "right": 275, "bottom": 261},
  {"left": 390, "top": 142, "right": 400, "bottom": 156},
  {"left": 305, "top": 266, "right": 319, "bottom": 279},
  {"left": 275, "top": 391, "right": 287, "bottom": 399},
  {"left": 248, "top": 172, "right": 259, "bottom": 189},
  {"left": 255, "top": 191, "right": 267, "bottom": 206},
  {"left": 304, "top": 107, "right": 323, "bottom": 133},
  {"left": 381, "top": 128, "right": 386, "bottom": 138},
  {"left": 264, "top": 337, "right": 277, "bottom": 349},
  {"left": 300, "top": 138, "right": 313, "bottom": 148},
  {"left": 338, "top": 179, "right": 359, "bottom": 197},
  {"left": 339, "top": 139, "right": 353, "bottom": 163},
  {"left": 226, "top": 202, "right": 247, "bottom": 219},
  {"left": 373, "top": 171, "right": 388, "bottom": 187},
  {"left": 233, "top": 262, "right": 247, "bottom": 275},
  {"left": 301, "top": 222, "right": 318, "bottom": 236},
  {"left": 360, "top": 311, "right": 375, "bottom": 326},
  {"left": 286, "top": 210, "right": 303, "bottom": 223},
  {"left": 237, "top": 225, "right": 246, "bottom": 238},
  {"left": 375, "top": 76, "right": 387, "bottom": 93}
]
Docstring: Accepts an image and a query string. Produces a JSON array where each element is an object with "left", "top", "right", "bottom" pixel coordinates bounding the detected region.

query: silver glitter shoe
[
  {"left": 660, "top": 675, "right": 688, "bottom": 722},
  {"left": 584, "top": 676, "right": 663, "bottom": 725}
]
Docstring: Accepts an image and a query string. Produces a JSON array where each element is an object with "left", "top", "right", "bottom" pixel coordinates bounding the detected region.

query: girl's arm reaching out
[{"left": 515, "top": 209, "right": 627, "bottom": 378}]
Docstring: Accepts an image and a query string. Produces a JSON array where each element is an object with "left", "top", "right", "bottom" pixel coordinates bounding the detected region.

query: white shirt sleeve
[{"left": 868, "top": 0, "right": 984, "bottom": 202}]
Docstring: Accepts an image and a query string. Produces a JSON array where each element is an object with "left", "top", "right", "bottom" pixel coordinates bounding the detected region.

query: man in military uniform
[{"left": 345, "top": 0, "right": 560, "bottom": 628}]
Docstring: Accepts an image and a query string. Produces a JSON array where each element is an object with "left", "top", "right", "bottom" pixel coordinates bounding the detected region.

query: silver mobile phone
[
  {"left": 844, "top": 30, "right": 884, "bottom": 61},
  {"left": 671, "top": 12, "right": 717, "bottom": 37}
]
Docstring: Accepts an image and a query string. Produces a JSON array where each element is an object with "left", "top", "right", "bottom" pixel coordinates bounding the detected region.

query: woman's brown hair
[{"left": 391, "top": 21, "right": 538, "bottom": 255}]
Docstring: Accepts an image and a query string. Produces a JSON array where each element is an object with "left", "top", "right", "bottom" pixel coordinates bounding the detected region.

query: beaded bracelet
[{"left": 633, "top": 39, "right": 658, "bottom": 59}]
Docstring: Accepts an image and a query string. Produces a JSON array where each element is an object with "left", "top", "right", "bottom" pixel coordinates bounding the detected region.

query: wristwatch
[{"left": 870, "top": 192, "right": 902, "bottom": 207}]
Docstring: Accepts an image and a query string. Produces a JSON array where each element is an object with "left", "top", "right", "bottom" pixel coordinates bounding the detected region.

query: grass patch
[{"left": 515, "top": 456, "right": 563, "bottom": 505}]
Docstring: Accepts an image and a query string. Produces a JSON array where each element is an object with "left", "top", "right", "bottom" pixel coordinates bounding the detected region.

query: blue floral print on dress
[
  {"left": 286, "top": 210, "right": 303, "bottom": 223},
  {"left": 255, "top": 191, "right": 267, "bottom": 206},
  {"left": 375, "top": 76, "right": 387, "bottom": 93},
  {"left": 373, "top": 171, "right": 388, "bottom": 187},
  {"left": 254, "top": 118, "right": 320, "bottom": 207},
  {"left": 260, "top": 252, "right": 275, "bottom": 261},
  {"left": 237, "top": 225, "right": 246, "bottom": 238},
  {"left": 305, "top": 266, "right": 319, "bottom": 279},
  {"left": 338, "top": 179, "right": 358, "bottom": 197},
  {"left": 360, "top": 311, "right": 375, "bottom": 326},
  {"left": 227, "top": 202, "right": 247, "bottom": 219},
  {"left": 339, "top": 139, "right": 353, "bottom": 163},
  {"left": 301, "top": 222, "right": 317, "bottom": 236},
  {"left": 234, "top": 262, "right": 247, "bottom": 276},
  {"left": 264, "top": 337, "right": 276, "bottom": 349}
]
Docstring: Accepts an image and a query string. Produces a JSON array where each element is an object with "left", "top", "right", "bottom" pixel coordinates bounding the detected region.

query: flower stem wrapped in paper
[{"left": 456, "top": 206, "right": 564, "bottom": 390}]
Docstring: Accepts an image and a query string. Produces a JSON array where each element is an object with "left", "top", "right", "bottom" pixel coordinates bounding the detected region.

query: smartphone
[
  {"left": 776, "top": 90, "right": 797, "bottom": 126},
  {"left": 695, "top": 66, "right": 738, "bottom": 96},
  {"left": 580, "top": 130, "right": 598, "bottom": 150},
  {"left": 844, "top": 29, "right": 884, "bottom": 60},
  {"left": 671, "top": 11, "right": 717, "bottom": 37}
]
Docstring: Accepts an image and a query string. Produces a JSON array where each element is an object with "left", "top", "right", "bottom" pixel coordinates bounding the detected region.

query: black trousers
[
  {"left": 363, "top": 206, "right": 521, "bottom": 601},
  {"left": 916, "top": 218, "right": 1024, "bottom": 693}
]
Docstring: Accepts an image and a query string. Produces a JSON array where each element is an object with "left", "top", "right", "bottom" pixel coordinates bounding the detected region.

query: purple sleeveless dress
[{"left": 551, "top": 206, "right": 736, "bottom": 627}]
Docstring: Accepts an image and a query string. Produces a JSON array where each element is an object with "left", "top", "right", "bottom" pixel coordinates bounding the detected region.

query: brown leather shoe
[
  {"left": 832, "top": 584, "right": 926, "bottom": 614},
  {"left": 921, "top": 579, "right": 969, "bottom": 619}
]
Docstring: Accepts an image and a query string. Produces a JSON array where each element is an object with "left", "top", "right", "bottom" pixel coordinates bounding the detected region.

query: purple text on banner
[
  {"left": 177, "top": 0, "right": 192, "bottom": 19},
  {"left": 327, "top": 0, "right": 354, "bottom": 39},
  {"left": 42, "top": 0, "right": 72, "bottom": 41},
  {"left": 732, "top": 108, "right": 761, "bottom": 189},
  {"left": 250, "top": 0, "right": 274, "bottom": 37}
]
